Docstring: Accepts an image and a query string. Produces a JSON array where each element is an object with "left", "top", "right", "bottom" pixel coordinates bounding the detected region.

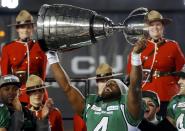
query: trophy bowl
[{"left": 37, "top": 4, "right": 148, "bottom": 51}]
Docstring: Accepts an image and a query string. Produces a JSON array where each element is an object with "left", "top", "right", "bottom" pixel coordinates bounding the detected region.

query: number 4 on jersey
[
  {"left": 177, "top": 114, "right": 185, "bottom": 131},
  {"left": 94, "top": 117, "right": 109, "bottom": 131}
]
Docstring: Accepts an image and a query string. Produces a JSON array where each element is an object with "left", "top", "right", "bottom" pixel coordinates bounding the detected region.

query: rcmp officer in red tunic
[
  {"left": 127, "top": 10, "right": 185, "bottom": 117},
  {"left": 26, "top": 75, "right": 64, "bottom": 131},
  {"left": 1, "top": 10, "right": 48, "bottom": 104}
]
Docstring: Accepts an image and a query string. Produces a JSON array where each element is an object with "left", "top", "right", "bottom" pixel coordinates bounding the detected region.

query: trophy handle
[
  {"left": 122, "top": 7, "right": 149, "bottom": 45},
  {"left": 126, "top": 7, "right": 148, "bottom": 18}
]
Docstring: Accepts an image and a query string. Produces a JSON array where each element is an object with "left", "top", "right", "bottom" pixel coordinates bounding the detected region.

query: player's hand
[
  {"left": 41, "top": 98, "right": 54, "bottom": 119},
  {"left": 12, "top": 96, "right": 22, "bottom": 111},
  {"left": 133, "top": 37, "right": 147, "bottom": 54}
]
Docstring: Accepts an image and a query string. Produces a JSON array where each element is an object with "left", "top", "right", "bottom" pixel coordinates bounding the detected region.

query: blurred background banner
[{"left": 0, "top": 0, "right": 185, "bottom": 130}]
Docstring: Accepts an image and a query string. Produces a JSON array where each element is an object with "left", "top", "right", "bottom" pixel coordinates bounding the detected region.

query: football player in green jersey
[
  {"left": 166, "top": 65, "right": 185, "bottom": 131},
  {"left": 46, "top": 38, "right": 146, "bottom": 131},
  {"left": 0, "top": 74, "right": 51, "bottom": 131},
  {"left": 73, "top": 63, "right": 114, "bottom": 131}
]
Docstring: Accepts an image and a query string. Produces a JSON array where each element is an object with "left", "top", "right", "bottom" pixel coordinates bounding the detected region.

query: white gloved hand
[{"left": 46, "top": 51, "right": 59, "bottom": 65}]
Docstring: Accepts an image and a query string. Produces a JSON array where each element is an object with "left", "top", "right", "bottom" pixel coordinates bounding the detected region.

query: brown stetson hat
[
  {"left": 26, "top": 75, "right": 48, "bottom": 93},
  {"left": 145, "top": 10, "right": 172, "bottom": 25},
  {"left": 8, "top": 10, "right": 35, "bottom": 27},
  {"left": 96, "top": 63, "right": 113, "bottom": 80}
]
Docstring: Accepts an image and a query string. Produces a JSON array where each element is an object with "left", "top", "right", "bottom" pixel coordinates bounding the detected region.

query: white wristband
[
  {"left": 46, "top": 51, "right": 59, "bottom": 65},
  {"left": 131, "top": 52, "right": 142, "bottom": 66}
]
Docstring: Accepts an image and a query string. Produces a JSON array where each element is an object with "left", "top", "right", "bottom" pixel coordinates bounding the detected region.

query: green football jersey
[
  {"left": 0, "top": 103, "right": 10, "bottom": 128},
  {"left": 83, "top": 94, "right": 143, "bottom": 131},
  {"left": 167, "top": 95, "right": 185, "bottom": 131}
]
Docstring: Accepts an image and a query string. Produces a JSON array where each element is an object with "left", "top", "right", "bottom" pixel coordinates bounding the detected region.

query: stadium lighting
[
  {"left": 1, "top": 0, "right": 7, "bottom": 7},
  {"left": 1, "top": 0, "right": 19, "bottom": 9},
  {"left": 0, "top": 30, "right": 5, "bottom": 38}
]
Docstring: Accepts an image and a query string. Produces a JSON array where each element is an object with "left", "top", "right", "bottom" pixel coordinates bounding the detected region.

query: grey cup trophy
[{"left": 37, "top": 4, "right": 148, "bottom": 51}]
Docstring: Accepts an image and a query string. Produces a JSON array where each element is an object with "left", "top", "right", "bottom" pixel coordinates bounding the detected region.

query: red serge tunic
[
  {"left": 127, "top": 39, "right": 185, "bottom": 101},
  {"left": 1, "top": 40, "right": 48, "bottom": 103}
]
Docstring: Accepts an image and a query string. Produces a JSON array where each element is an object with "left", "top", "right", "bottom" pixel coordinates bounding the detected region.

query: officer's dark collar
[
  {"left": 27, "top": 103, "right": 42, "bottom": 111},
  {"left": 32, "top": 106, "right": 40, "bottom": 111},
  {"left": 149, "top": 37, "right": 166, "bottom": 45}
]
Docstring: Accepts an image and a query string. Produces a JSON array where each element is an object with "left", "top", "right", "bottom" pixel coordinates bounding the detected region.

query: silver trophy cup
[{"left": 37, "top": 4, "right": 148, "bottom": 51}]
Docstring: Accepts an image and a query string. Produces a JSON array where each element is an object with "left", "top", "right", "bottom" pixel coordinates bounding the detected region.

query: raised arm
[
  {"left": 127, "top": 38, "right": 146, "bottom": 120},
  {"left": 47, "top": 52, "right": 85, "bottom": 115},
  {"left": 0, "top": 128, "right": 7, "bottom": 131}
]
